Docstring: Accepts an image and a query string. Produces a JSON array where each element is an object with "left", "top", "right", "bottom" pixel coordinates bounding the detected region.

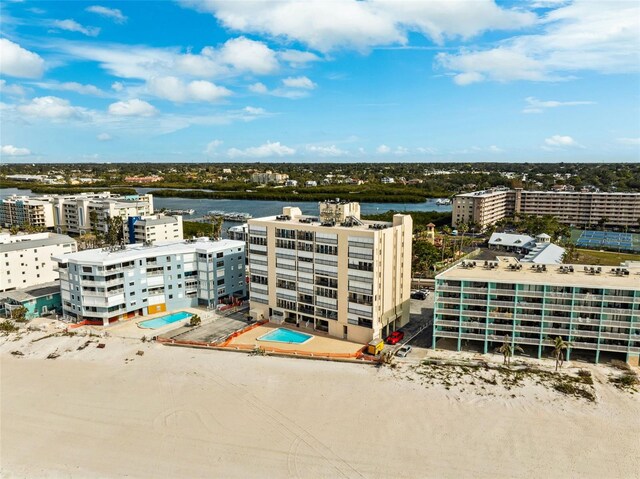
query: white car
[{"left": 395, "top": 345, "right": 412, "bottom": 357}]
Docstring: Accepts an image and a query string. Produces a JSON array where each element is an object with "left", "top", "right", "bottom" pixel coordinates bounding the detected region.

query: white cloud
[
  {"left": 416, "top": 146, "right": 437, "bottom": 154},
  {"left": 147, "top": 76, "right": 232, "bottom": 103},
  {"left": 86, "top": 5, "right": 127, "bottom": 23},
  {"left": 453, "top": 72, "right": 485, "bottom": 86},
  {"left": 204, "top": 139, "right": 223, "bottom": 155},
  {"left": 543, "top": 134, "right": 582, "bottom": 149},
  {"left": 523, "top": 96, "right": 594, "bottom": 113},
  {"left": 0, "top": 79, "right": 28, "bottom": 96},
  {"left": 56, "top": 37, "right": 279, "bottom": 81},
  {"left": 1, "top": 144, "right": 31, "bottom": 156},
  {"left": 111, "top": 81, "right": 124, "bottom": 92},
  {"left": 108, "top": 98, "right": 157, "bottom": 117},
  {"left": 278, "top": 49, "right": 321, "bottom": 67},
  {"left": 180, "top": 0, "right": 534, "bottom": 52},
  {"left": 243, "top": 106, "right": 266, "bottom": 115},
  {"left": 97, "top": 133, "right": 112, "bottom": 141},
  {"left": 376, "top": 144, "right": 391, "bottom": 154},
  {"left": 617, "top": 137, "right": 640, "bottom": 145},
  {"left": 394, "top": 146, "right": 409, "bottom": 155},
  {"left": 218, "top": 36, "right": 279, "bottom": 74},
  {"left": 488, "top": 145, "right": 504, "bottom": 153},
  {"left": 34, "top": 81, "right": 107, "bottom": 96},
  {"left": 282, "top": 76, "right": 316, "bottom": 89},
  {"left": 227, "top": 141, "right": 296, "bottom": 158},
  {"left": 18, "top": 96, "right": 87, "bottom": 119},
  {"left": 306, "top": 145, "right": 347, "bottom": 157},
  {"left": 52, "top": 19, "right": 100, "bottom": 37},
  {"left": 438, "top": 1, "right": 640, "bottom": 84},
  {"left": 0, "top": 39, "right": 45, "bottom": 78},
  {"left": 248, "top": 82, "right": 268, "bottom": 94}
]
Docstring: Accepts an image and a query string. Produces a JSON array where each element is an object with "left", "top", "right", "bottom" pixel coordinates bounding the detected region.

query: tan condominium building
[
  {"left": 247, "top": 200, "right": 413, "bottom": 344},
  {"left": 452, "top": 188, "right": 640, "bottom": 229}
]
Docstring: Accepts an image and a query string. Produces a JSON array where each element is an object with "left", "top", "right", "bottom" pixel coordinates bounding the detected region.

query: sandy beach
[{"left": 1, "top": 329, "right": 638, "bottom": 479}]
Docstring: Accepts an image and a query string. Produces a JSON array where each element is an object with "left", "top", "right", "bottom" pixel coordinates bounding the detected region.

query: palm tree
[
  {"left": 552, "top": 336, "right": 570, "bottom": 372},
  {"left": 496, "top": 335, "right": 524, "bottom": 366},
  {"left": 211, "top": 215, "right": 224, "bottom": 239}
]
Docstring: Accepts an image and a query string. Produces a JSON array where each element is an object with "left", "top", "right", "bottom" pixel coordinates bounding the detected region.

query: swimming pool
[
  {"left": 257, "top": 328, "right": 314, "bottom": 344},
  {"left": 139, "top": 311, "right": 192, "bottom": 329}
]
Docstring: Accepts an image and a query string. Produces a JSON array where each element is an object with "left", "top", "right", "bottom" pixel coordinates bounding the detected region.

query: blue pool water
[
  {"left": 139, "top": 311, "right": 192, "bottom": 329},
  {"left": 257, "top": 328, "right": 314, "bottom": 344}
]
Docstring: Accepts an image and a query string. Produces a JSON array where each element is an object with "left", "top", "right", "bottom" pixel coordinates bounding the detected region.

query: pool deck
[{"left": 227, "top": 323, "right": 364, "bottom": 355}]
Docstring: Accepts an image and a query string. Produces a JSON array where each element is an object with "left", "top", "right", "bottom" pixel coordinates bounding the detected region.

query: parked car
[
  {"left": 411, "top": 291, "right": 427, "bottom": 300},
  {"left": 386, "top": 330, "right": 405, "bottom": 345},
  {"left": 395, "top": 345, "right": 412, "bottom": 357}
]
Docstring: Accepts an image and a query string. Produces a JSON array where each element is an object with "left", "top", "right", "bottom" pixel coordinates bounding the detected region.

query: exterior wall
[
  {"left": 0, "top": 234, "right": 77, "bottom": 292},
  {"left": 433, "top": 267, "right": 640, "bottom": 364},
  {"left": 56, "top": 240, "right": 246, "bottom": 325},
  {"left": 247, "top": 205, "right": 412, "bottom": 343}
]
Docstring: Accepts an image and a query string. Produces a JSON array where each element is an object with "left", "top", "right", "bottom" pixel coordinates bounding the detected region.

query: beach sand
[{"left": 1, "top": 330, "right": 638, "bottom": 479}]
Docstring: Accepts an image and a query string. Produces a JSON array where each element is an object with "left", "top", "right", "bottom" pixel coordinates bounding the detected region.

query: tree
[
  {"left": 496, "top": 335, "right": 524, "bottom": 366},
  {"left": 598, "top": 217, "right": 609, "bottom": 231},
  {"left": 105, "top": 215, "right": 124, "bottom": 246},
  {"left": 552, "top": 336, "right": 570, "bottom": 372},
  {"left": 11, "top": 306, "right": 28, "bottom": 323},
  {"left": 89, "top": 210, "right": 99, "bottom": 236},
  {"left": 189, "top": 314, "right": 201, "bottom": 327},
  {"left": 9, "top": 225, "right": 19, "bottom": 235},
  {"left": 211, "top": 215, "right": 224, "bottom": 239}
]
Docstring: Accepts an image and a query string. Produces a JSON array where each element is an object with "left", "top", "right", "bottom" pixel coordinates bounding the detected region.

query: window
[
  {"left": 83, "top": 266, "right": 92, "bottom": 273},
  {"left": 216, "top": 260, "right": 224, "bottom": 268},
  {"left": 168, "top": 294, "right": 173, "bottom": 299},
  {"left": 217, "top": 278, "right": 224, "bottom": 285},
  {"left": 130, "top": 292, "right": 135, "bottom": 296},
  {"left": 217, "top": 252, "right": 223, "bottom": 258}
]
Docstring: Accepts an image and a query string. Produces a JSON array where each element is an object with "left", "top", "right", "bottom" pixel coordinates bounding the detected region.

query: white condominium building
[
  {"left": 0, "top": 192, "right": 154, "bottom": 234},
  {"left": 452, "top": 188, "right": 640, "bottom": 229},
  {"left": 247, "top": 200, "right": 413, "bottom": 344},
  {"left": 0, "top": 232, "right": 77, "bottom": 293},
  {"left": 127, "top": 214, "right": 183, "bottom": 244},
  {"left": 53, "top": 238, "right": 246, "bottom": 325}
]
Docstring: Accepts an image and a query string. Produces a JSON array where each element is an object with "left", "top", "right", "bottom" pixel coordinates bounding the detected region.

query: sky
[{"left": 0, "top": 0, "right": 639, "bottom": 164}]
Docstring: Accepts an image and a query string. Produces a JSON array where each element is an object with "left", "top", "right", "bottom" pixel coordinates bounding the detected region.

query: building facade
[
  {"left": 127, "top": 214, "right": 183, "bottom": 244},
  {"left": 250, "top": 171, "right": 289, "bottom": 184},
  {"left": 0, "top": 232, "right": 77, "bottom": 293},
  {"left": 247, "top": 201, "right": 412, "bottom": 344},
  {"left": 452, "top": 188, "right": 640, "bottom": 229},
  {"left": 53, "top": 238, "right": 246, "bottom": 325},
  {"left": 433, "top": 258, "right": 640, "bottom": 365},
  {"left": 0, "top": 192, "right": 154, "bottom": 234}
]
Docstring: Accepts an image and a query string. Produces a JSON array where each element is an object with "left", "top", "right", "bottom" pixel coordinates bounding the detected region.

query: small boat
[{"left": 436, "top": 198, "right": 452, "bottom": 206}]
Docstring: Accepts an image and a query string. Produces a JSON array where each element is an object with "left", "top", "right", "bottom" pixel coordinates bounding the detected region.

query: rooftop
[
  {"left": 488, "top": 232, "right": 534, "bottom": 248},
  {"left": 0, "top": 233, "right": 76, "bottom": 253},
  {"left": 54, "top": 238, "right": 245, "bottom": 266},
  {"left": 437, "top": 257, "right": 639, "bottom": 289},
  {"left": 249, "top": 213, "right": 392, "bottom": 232}
]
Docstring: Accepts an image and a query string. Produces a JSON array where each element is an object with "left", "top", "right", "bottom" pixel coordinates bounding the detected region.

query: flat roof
[
  {"left": 249, "top": 214, "right": 392, "bottom": 232},
  {"left": 53, "top": 238, "right": 244, "bottom": 265},
  {"left": 437, "top": 258, "right": 639, "bottom": 289},
  {"left": 0, "top": 234, "right": 76, "bottom": 253},
  {"left": 1, "top": 281, "right": 61, "bottom": 302},
  {"left": 137, "top": 216, "right": 177, "bottom": 226}
]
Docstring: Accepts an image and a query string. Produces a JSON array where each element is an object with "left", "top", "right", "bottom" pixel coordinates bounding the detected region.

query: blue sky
[{"left": 1, "top": 0, "right": 639, "bottom": 163}]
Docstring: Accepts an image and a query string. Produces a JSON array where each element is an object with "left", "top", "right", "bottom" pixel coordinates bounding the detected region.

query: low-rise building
[
  {"left": 433, "top": 258, "right": 640, "bottom": 365},
  {"left": 381, "top": 177, "right": 395, "bottom": 184},
  {"left": 247, "top": 200, "right": 412, "bottom": 343},
  {"left": 0, "top": 232, "right": 77, "bottom": 293},
  {"left": 1, "top": 281, "right": 62, "bottom": 320},
  {"left": 54, "top": 238, "right": 246, "bottom": 325},
  {"left": 251, "top": 171, "right": 289, "bottom": 184},
  {"left": 124, "top": 176, "right": 164, "bottom": 183}
]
